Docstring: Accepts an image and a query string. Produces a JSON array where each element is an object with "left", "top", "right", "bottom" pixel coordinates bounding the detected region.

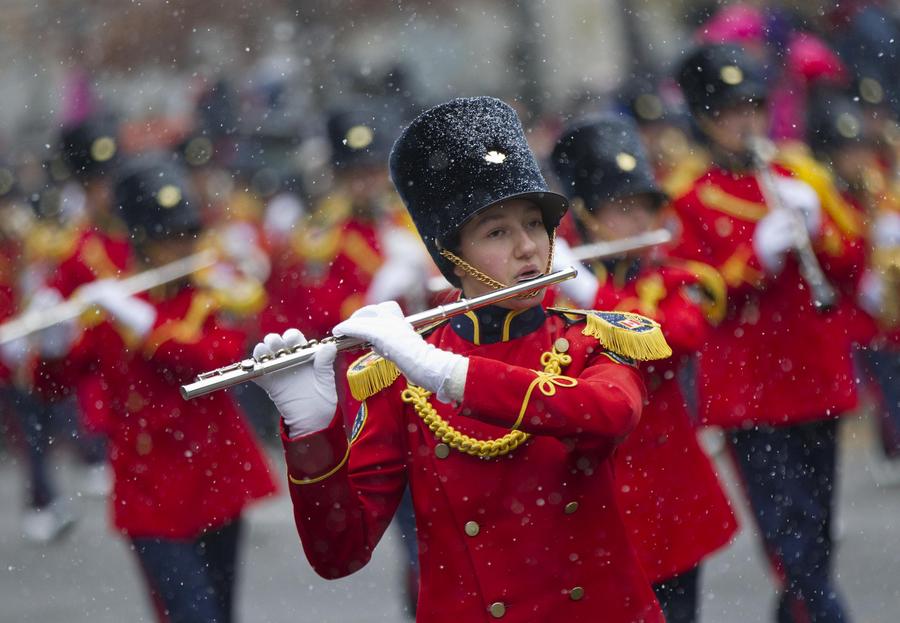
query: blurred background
[{"left": 1, "top": 0, "right": 899, "bottom": 621}]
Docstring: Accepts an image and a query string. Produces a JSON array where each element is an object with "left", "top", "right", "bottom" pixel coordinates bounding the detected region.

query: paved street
[{"left": 1, "top": 414, "right": 898, "bottom": 622}]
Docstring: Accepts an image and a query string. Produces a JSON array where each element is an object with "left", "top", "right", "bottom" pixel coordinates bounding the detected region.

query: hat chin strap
[{"left": 439, "top": 229, "right": 556, "bottom": 298}]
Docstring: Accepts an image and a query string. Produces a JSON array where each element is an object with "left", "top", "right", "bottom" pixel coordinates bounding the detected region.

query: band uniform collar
[{"left": 449, "top": 303, "right": 546, "bottom": 345}]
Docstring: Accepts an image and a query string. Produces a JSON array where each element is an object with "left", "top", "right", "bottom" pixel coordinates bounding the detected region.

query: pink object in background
[{"left": 61, "top": 67, "right": 95, "bottom": 126}]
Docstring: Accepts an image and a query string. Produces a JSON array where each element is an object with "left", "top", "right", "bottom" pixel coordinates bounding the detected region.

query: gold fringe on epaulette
[
  {"left": 347, "top": 354, "right": 402, "bottom": 402},
  {"left": 582, "top": 313, "right": 672, "bottom": 361}
]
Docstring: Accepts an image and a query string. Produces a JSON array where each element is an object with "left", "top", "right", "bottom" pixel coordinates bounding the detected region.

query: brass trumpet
[{"left": 180, "top": 266, "right": 577, "bottom": 400}]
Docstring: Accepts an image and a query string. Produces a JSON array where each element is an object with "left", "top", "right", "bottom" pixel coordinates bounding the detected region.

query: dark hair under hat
[
  {"left": 389, "top": 96, "right": 568, "bottom": 283},
  {"left": 114, "top": 156, "right": 201, "bottom": 243},
  {"left": 677, "top": 44, "right": 767, "bottom": 117},
  {"left": 551, "top": 113, "right": 666, "bottom": 213}
]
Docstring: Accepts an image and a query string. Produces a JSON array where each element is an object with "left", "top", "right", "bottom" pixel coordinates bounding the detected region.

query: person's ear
[{"left": 453, "top": 264, "right": 466, "bottom": 279}]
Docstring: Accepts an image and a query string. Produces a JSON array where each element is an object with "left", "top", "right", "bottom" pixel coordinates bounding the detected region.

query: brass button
[
  {"left": 564, "top": 501, "right": 579, "bottom": 514},
  {"left": 464, "top": 521, "right": 480, "bottom": 537},
  {"left": 434, "top": 443, "right": 450, "bottom": 459},
  {"left": 489, "top": 601, "right": 506, "bottom": 618},
  {"left": 569, "top": 586, "right": 585, "bottom": 601},
  {"left": 553, "top": 337, "right": 570, "bottom": 353}
]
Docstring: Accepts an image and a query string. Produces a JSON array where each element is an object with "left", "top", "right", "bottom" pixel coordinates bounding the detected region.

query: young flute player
[{"left": 253, "top": 97, "right": 671, "bottom": 622}]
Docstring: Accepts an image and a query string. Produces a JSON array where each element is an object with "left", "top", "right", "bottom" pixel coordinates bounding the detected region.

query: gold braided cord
[
  {"left": 438, "top": 228, "right": 557, "bottom": 299},
  {"left": 401, "top": 386, "right": 530, "bottom": 458},
  {"left": 401, "top": 344, "right": 576, "bottom": 459},
  {"left": 439, "top": 248, "right": 508, "bottom": 290}
]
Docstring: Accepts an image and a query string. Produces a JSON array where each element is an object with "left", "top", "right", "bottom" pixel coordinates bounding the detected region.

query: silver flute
[
  {"left": 747, "top": 136, "right": 838, "bottom": 312},
  {"left": 180, "top": 266, "right": 577, "bottom": 400},
  {"left": 0, "top": 249, "right": 218, "bottom": 345}
]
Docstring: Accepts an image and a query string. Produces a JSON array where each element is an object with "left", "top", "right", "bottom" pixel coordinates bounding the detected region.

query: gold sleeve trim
[{"left": 288, "top": 445, "right": 351, "bottom": 486}]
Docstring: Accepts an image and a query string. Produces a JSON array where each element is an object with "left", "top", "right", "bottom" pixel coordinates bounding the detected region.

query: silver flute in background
[
  {"left": 0, "top": 249, "right": 218, "bottom": 345},
  {"left": 181, "top": 266, "right": 578, "bottom": 400},
  {"left": 426, "top": 229, "right": 672, "bottom": 294},
  {"left": 747, "top": 135, "right": 838, "bottom": 312}
]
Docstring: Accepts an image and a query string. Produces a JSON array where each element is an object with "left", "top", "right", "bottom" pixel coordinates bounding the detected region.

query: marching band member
[
  {"left": 552, "top": 113, "right": 738, "bottom": 623},
  {"left": 252, "top": 97, "right": 671, "bottom": 622},
  {"left": 671, "top": 44, "right": 858, "bottom": 622},
  {"left": 34, "top": 156, "right": 277, "bottom": 623}
]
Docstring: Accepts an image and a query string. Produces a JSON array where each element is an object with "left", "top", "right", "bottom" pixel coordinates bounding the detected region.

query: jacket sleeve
[
  {"left": 461, "top": 349, "right": 646, "bottom": 442},
  {"left": 282, "top": 386, "right": 408, "bottom": 580},
  {"left": 656, "top": 290, "right": 708, "bottom": 356}
]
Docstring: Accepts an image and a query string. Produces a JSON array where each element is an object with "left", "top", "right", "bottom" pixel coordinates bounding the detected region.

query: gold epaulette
[
  {"left": 345, "top": 318, "right": 450, "bottom": 401},
  {"left": 346, "top": 351, "right": 402, "bottom": 401},
  {"left": 548, "top": 307, "right": 672, "bottom": 361}
]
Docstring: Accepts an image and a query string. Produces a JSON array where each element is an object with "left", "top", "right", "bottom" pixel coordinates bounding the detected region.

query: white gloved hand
[
  {"left": 857, "top": 269, "right": 885, "bottom": 316},
  {"left": 0, "top": 336, "right": 30, "bottom": 368},
  {"left": 551, "top": 237, "right": 599, "bottom": 308},
  {"left": 771, "top": 176, "right": 822, "bottom": 235},
  {"left": 872, "top": 211, "right": 900, "bottom": 248},
  {"left": 252, "top": 329, "right": 338, "bottom": 438},
  {"left": 27, "top": 288, "right": 78, "bottom": 358},
  {"left": 78, "top": 279, "right": 157, "bottom": 339},
  {"left": 334, "top": 301, "right": 468, "bottom": 403},
  {"left": 753, "top": 210, "right": 802, "bottom": 274},
  {"left": 366, "top": 228, "right": 429, "bottom": 305}
]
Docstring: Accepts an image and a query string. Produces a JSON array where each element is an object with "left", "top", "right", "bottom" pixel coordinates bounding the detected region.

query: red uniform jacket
[
  {"left": 36, "top": 285, "right": 276, "bottom": 538},
  {"left": 282, "top": 305, "right": 664, "bottom": 623},
  {"left": 0, "top": 243, "right": 19, "bottom": 383},
  {"left": 43, "top": 227, "right": 133, "bottom": 430},
  {"left": 592, "top": 259, "right": 738, "bottom": 582},
  {"left": 263, "top": 215, "right": 384, "bottom": 338},
  {"left": 670, "top": 165, "right": 858, "bottom": 428}
]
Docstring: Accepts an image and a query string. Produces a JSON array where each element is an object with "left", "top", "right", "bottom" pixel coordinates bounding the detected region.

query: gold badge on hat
[
  {"left": 156, "top": 184, "right": 182, "bottom": 208},
  {"left": 615, "top": 152, "right": 637, "bottom": 172},
  {"left": 720, "top": 65, "right": 744, "bottom": 86},
  {"left": 836, "top": 113, "right": 861, "bottom": 139},
  {"left": 345, "top": 125, "right": 374, "bottom": 150},
  {"left": 90, "top": 136, "right": 117, "bottom": 162},
  {"left": 484, "top": 150, "right": 506, "bottom": 164}
]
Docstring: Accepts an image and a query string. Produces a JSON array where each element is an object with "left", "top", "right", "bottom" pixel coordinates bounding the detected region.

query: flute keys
[{"left": 240, "top": 359, "right": 256, "bottom": 371}]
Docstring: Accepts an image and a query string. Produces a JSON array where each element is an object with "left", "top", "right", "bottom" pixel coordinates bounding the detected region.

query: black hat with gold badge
[{"left": 389, "top": 96, "right": 568, "bottom": 285}]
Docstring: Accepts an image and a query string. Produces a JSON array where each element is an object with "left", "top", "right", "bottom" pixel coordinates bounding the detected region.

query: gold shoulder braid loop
[
  {"left": 438, "top": 230, "right": 557, "bottom": 298},
  {"left": 401, "top": 342, "right": 577, "bottom": 458}
]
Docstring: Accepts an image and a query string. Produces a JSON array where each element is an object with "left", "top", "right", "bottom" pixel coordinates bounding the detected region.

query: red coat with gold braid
[
  {"left": 670, "top": 163, "right": 858, "bottom": 428},
  {"left": 591, "top": 257, "right": 738, "bottom": 582},
  {"left": 281, "top": 304, "right": 668, "bottom": 623},
  {"left": 35, "top": 285, "right": 277, "bottom": 538},
  {"left": 263, "top": 211, "right": 384, "bottom": 339},
  {"left": 42, "top": 226, "right": 133, "bottom": 431}
]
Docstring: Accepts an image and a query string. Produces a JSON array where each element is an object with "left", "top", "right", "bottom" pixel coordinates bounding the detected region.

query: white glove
[
  {"left": 872, "top": 211, "right": 900, "bottom": 248},
  {"left": 0, "top": 336, "right": 30, "bottom": 368},
  {"left": 753, "top": 210, "right": 798, "bottom": 273},
  {"left": 771, "top": 177, "right": 822, "bottom": 235},
  {"left": 366, "top": 228, "right": 429, "bottom": 305},
  {"left": 78, "top": 279, "right": 157, "bottom": 339},
  {"left": 28, "top": 288, "right": 78, "bottom": 358},
  {"left": 252, "top": 329, "right": 338, "bottom": 438},
  {"left": 858, "top": 269, "right": 884, "bottom": 316},
  {"left": 334, "top": 301, "right": 468, "bottom": 403},
  {"left": 551, "top": 237, "right": 599, "bottom": 308}
]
